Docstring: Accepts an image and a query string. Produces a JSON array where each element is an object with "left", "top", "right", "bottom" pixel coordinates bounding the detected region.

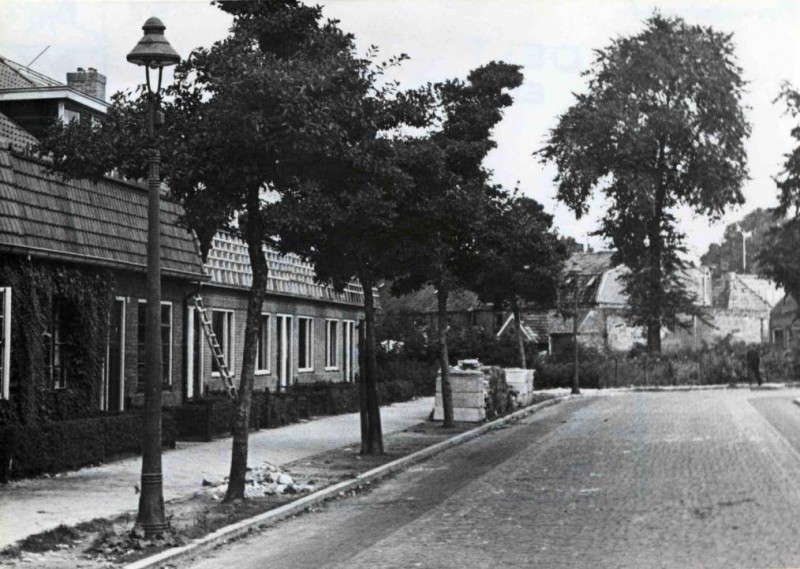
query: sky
[{"left": 2, "top": 0, "right": 799, "bottom": 258}]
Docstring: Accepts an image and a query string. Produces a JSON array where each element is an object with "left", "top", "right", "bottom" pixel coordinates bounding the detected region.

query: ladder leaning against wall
[{"left": 192, "top": 296, "right": 237, "bottom": 399}]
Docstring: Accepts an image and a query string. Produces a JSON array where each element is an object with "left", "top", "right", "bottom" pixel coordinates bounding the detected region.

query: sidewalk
[{"left": 0, "top": 397, "right": 434, "bottom": 549}]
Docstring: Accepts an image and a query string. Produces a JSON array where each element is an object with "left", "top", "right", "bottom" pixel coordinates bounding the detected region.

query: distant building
[
  {"left": 498, "top": 252, "right": 780, "bottom": 353},
  {"left": 770, "top": 294, "right": 799, "bottom": 347}
]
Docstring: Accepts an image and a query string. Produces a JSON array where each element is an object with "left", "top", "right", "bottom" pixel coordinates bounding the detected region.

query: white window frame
[
  {"left": 342, "top": 319, "right": 355, "bottom": 382},
  {"left": 210, "top": 309, "right": 235, "bottom": 377},
  {"left": 298, "top": 316, "right": 314, "bottom": 372},
  {"left": 256, "top": 312, "right": 271, "bottom": 375},
  {"left": 137, "top": 299, "right": 174, "bottom": 387},
  {"left": 0, "top": 288, "right": 10, "bottom": 400},
  {"left": 325, "top": 319, "right": 339, "bottom": 371},
  {"left": 276, "top": 314, "right": 293, "bottom": 387}
]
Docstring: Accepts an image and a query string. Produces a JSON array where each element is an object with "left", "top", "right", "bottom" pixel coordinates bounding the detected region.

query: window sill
[
  {"left": 325, "top": 367, "right": 339, "bottom": 372},
  {"left": 298, "top": 368, "right": 314, "bottom": 373},
  {"left": 255, "top": 370, "right": 270, "bottom": 376}
]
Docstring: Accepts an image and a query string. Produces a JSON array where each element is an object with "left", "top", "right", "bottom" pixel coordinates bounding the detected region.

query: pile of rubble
[{"left": 201, "top": 461, "right": 316, "bottom": 500}]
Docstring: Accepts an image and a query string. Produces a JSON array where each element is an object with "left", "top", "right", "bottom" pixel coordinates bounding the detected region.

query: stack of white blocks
[
  {"left": 433, "top": 368, "right": 487, "bottom": 423},
  {"left": 504, "top": 368, "right": 535, "bottom": 407}
]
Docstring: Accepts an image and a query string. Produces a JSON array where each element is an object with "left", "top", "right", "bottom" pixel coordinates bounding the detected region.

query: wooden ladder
[{"left": 193, "top": 296, "right": 237, "bottom": 399}]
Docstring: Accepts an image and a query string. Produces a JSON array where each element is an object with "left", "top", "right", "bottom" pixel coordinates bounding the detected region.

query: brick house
[
  {"left": 0, "top": 55, "right": 366, "bottom": 423},
  {"left": 192, "top": 232, "right": 364, "bottom": 396}
]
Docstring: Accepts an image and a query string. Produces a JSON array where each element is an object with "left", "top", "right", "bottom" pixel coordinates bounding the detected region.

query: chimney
[{"left": 66, "top": 66, "right": 106, "bottom": 101}]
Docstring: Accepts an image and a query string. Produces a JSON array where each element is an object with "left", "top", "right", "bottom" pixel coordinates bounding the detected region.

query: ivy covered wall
[{"left": 0, "top": 258, "right": 115, "bottom": 425}]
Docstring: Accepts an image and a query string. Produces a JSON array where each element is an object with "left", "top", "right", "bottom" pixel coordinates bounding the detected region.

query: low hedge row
[
  {"left": 175, "top": 379, "right": 418, "bottom": 441},
  {"left": 0, "top": 411, "right": 177, "bottom": 481}
]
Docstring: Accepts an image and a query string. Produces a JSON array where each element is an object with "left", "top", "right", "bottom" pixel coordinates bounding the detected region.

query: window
[
  {"left": 298, "top": 317, "right": 313, "bottom": 372},
  {"left": 63, "top": 108, "right": 81, "bottom": 123},
  {"left": 256, "top": 313, "right": 270, "bottom": 374},
  {"left": 0, "top": 288, "right": 10, "bottom": 399},
  {"left": 211, "top": 309, "right": 234, "bottom": 375},
  {"left": 137, "top": 301, "right": 173, "bottom": 389},
  {"left": 325, "top": 320, "right": 339, "bottom": 370},
  {"left": 43, "top": 301, "right": 68, "bottom": 390}
]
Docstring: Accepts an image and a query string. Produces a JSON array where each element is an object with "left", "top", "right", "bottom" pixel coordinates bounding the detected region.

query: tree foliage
[
  {"left": 38, "top": 0, "right": 396, "bottom": 495},
  {"left": 392, "top": 61, "right": 523, "bottom": 425},
  {"left": 701, "top": 208, "right": 783, "bottom": 277},
  {"left": 759, "top": 84, "right": 800, "bottom": 304},
  {"left": 539, "top": 13, "right": 750, "bottom": 351},
  {"left": 469, "top": 193, "right": 567, "bottom": 367}
]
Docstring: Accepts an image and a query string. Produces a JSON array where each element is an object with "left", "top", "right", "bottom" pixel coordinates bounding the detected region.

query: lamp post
[{"left": 127, "top": 17, "right": 180, "bottom": 537}]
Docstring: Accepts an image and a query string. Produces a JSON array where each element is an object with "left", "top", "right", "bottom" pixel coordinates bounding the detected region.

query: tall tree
[
  {"left": 39, "top": 0, "right": 380, "bottom": 499},
  {"left": 760, "top": 84, "right": 800, "bottom": 304},
  {"left": 470, "top": 193, "right": 567, "bottom": 368},
  {"left": 539, "top": 13, "right": 750, "bottom": 352},
  {"left": 271, "top": 82, "right": 432, "bottom": 453},
  {"left": 394, "top": 62, "right": 523, "bottom": 427}
]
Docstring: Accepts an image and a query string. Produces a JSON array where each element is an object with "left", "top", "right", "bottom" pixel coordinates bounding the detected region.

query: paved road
[
  {"left": 0, "top": 397, "right": 433, "bottom": 548},
  {"left": 185, "top": 389, "right": 800, "bottom": 569}
]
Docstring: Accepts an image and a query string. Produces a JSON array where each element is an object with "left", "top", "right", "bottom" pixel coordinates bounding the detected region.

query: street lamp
[{"left": 127, "top": 16, "right": 180, "bottom": 537}]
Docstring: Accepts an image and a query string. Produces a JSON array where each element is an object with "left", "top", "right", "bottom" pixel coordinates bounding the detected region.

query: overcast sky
[{"left": 2, "top": 0, "right": 799, "bottom": 257}]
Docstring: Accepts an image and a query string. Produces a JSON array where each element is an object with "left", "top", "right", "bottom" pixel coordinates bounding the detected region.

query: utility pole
[{"left": 572, "top": 276, "right": 580, "bottom": 395}]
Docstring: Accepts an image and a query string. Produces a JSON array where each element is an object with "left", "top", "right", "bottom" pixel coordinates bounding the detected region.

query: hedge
[
  {"left": 175, "top": 379, "right": 419, "bottom": 441},
  {"left": 0, "top": 411, "right": 177, "bottom": 481}
]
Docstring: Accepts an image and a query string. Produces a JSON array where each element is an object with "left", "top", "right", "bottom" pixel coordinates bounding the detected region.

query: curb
[
  {"left": 124, "top": 395, "right": 568, "bottom": 569},
  {"left": 793, "top": 399, "right": 800, "bottom": 408}
]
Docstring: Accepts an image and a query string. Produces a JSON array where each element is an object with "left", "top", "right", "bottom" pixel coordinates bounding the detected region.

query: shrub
[{"left": 0, "top": 411, "right": 177, "bottom": 480}]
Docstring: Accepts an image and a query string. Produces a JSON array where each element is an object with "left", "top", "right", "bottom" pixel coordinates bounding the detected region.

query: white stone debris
[{"left": 203, "top": 460, "right": 315, "bottom": 499}]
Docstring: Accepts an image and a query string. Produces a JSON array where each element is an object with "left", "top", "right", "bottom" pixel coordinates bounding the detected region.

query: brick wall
[
  {"left": 195, "top": 287, "right": 364, "bottom": 396},
  {"left": 113, "top": 273, "right": 189, "bottom": 409}
]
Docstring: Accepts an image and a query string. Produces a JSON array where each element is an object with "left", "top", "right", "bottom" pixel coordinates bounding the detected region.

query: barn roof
[{"left": 0, "top": 147, "right": 207, "bottom": 279}]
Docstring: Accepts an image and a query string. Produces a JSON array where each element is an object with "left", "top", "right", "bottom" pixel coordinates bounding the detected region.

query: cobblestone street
[{"left": 185, "top": 389, "right": 800, "bottom": 569}]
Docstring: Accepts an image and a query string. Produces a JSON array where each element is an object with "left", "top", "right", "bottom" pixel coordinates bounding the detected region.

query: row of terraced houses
[{"left": 0, "top": 56, "right": 365, "bottom": 424}]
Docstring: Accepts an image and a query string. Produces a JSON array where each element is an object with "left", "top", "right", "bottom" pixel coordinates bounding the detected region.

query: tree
[
  {"left": 539, "top": 13, "right": 750, "bottom": 352},
  {"left": 701, "top": 208, "right": 783, "bottom": 277},
  {"left": 271, "top": 58, "right": 431, "bottom": 454},
  {"left": 759, "top": 84, "right": 800, "bottom": 305},
  {"left": 39, "top": 0, "right": 382, "bottom": 499},
  {"left": 470, "top": 193, "right": 567, "bottom": 368},
  {"left": 394, "top": 62, "right": 523, "bottom": 427}
]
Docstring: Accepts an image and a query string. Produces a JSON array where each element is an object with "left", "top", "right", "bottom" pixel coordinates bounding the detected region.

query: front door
[
  {"left": 276, "top": 315, "right": 293, "bottom": 389},
  {"left": 104, "top": 298, "right": 125, "bottom": 412}
]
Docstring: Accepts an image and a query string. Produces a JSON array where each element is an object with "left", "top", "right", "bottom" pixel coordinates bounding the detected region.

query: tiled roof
[
  {"left": 0, "top": 56, "right": 63, "bottom": 90},
  {"left": 771, "top": 294, "right": 797, "bottom": 319},
  {"left": 713, "top": 273, "right": 783, "bottom": 311},
  {"left": 206, "top": 232, "right": 367, "bottom": 306},
  {"left": 0, "top": 112, "right": 38, "bottom": 153},
  {"left": 379, "top": 284, "right": 490, "bottom": 315},
  {"left": 0, "top": 147, "right": 206, "bottom": 279}
]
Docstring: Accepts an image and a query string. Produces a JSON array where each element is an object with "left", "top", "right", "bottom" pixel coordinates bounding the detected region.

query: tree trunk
[
  {"left": 512, "top": 296, "right": 526, "bottom": 369},
  {"left": 647, "top": 139, "right": 667, "bottom": 354},
  {"left": 360, "top": 278, "right": 383, "bottom": 455},
  {"left": 357, "top": 321, "right": 369, "bottom": 454},
  {"left": 224, "top": 191, "right": 268, "bottom": 502},
  {"left": 437, "top": 284, "right": 454, "bottom": 428}
]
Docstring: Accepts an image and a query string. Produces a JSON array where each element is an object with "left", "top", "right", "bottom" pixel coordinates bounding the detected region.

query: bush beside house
[{"left": 0, "top": 411, "right": 177, "bottom": 481}]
